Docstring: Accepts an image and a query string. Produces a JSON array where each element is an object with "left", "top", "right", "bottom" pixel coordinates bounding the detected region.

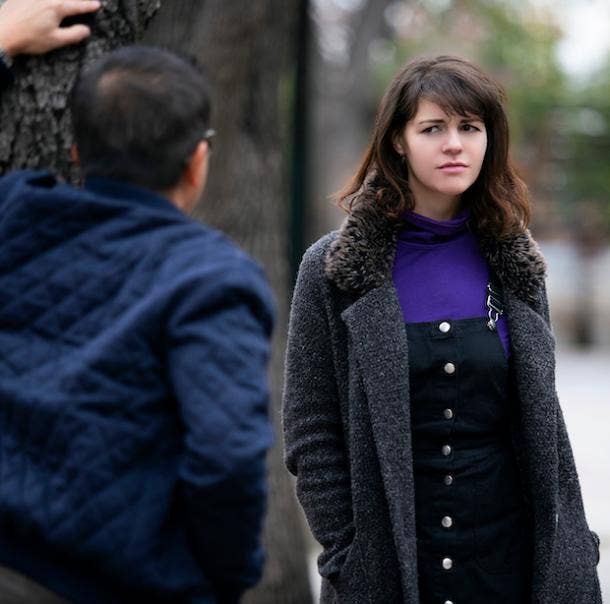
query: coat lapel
[
  {"left": 340, "top": 284, "right": 419, "bottom": 595},
  {"left": 505, "top": 292, "right": 557, "bottom": 480},
  {"left": 504, "top": 291, "right": 558, "bottom": 588}
]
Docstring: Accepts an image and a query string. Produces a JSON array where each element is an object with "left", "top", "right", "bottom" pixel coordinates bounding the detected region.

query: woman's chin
[{"left": 436, "top": 186, "right": 471, "bottom": 198}]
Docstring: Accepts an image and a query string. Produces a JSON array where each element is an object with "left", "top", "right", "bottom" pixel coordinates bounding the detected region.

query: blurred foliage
[
  {"left": 561, "top": 56, "right": 610, "bottom": 232},
  {"left": 361, "top": 0, "right": 610, "bottom": 237}
]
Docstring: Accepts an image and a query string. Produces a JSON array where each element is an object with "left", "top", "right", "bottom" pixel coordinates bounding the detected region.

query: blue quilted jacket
[{"left": 0, "top": 171, "right": 274, "bottom": 603}]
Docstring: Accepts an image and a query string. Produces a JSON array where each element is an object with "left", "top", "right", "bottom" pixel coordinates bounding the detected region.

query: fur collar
[{"left": 325, "top": 192, "right": 547, "bottom": 304}]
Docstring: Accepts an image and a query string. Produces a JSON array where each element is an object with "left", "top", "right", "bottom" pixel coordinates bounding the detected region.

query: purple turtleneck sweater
[{"left": 392, "top": 209, "right": 511, "bottom": 357}]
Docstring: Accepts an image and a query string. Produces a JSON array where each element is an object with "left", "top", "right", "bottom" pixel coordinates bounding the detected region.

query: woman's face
[{"left": 395, "top": 98, "right": 487, "bottom": 212}]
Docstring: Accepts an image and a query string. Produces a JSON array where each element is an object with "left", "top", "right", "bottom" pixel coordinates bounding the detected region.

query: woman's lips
[{"left": 439, "top": 163, "right": 468, "bottom": 174}]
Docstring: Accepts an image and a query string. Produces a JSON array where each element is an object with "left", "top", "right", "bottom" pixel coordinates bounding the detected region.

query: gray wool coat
[{"left": 282, "top": 197, "right": 602, "bottom": 604}]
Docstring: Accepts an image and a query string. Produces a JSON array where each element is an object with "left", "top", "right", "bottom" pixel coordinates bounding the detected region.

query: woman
[{"left": 283, "top": 55, "right": 601, "bottom": 604}]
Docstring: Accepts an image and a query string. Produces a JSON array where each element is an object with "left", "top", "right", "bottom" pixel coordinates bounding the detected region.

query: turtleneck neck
[
  {"left": 399, "top": 207, "right": 471, "bottom": 245},
  {"left": 392, "top": 204, "right": 511, "bottom": 356}
]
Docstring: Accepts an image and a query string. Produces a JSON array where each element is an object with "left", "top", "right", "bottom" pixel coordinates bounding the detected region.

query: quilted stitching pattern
[{"left": 0, "top": 172, "right": 274, "bottom": 603}]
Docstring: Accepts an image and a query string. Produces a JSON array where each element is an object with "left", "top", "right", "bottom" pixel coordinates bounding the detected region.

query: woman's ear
[{"left": 392, "top": 131, "right": 404, "bottom": 157}]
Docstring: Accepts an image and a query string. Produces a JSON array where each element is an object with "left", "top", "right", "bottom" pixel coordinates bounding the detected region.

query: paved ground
[
  {"left": 556, "top": 346, "right": 610, "bottom": 601},
  {"left": 306, "top": 345, "right": 610, "bottom": 601}
]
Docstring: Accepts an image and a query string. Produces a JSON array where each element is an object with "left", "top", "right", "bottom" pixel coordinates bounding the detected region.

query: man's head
[{"left": 70, "top": 45, "right": 213, "bottom": 211}]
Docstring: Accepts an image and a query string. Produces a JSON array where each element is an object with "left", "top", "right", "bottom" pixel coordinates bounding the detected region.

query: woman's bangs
[{"left": 421, "top": 77, "right": 486, "bottom": 120}]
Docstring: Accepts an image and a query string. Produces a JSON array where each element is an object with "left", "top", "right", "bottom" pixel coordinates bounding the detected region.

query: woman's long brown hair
[{"left": 338, "top": 55, "right": 530, "bottom": 238}]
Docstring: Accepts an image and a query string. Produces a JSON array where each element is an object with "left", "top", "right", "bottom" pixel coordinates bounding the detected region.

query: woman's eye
[
  {"left": 422, "top": 125, "right": 440, "bottom": 134},
  {"left": 461, "top": 123, "right": 481, "bottom": 132}
]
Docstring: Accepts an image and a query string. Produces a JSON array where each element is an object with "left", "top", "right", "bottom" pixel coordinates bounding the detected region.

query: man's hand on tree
[{"left": 0, "top": 0, "right": 101, "bottom": 60}]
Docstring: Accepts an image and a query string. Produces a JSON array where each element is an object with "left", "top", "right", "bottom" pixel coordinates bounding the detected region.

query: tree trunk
[
  {"left": 0, "top": 1, "right": 313, "bottom": 602},
  {"left": 143, "top": 3, "right": 313, "bottom": 602},
  {"left": 308, "top": 0, "right": 394, "bottom": 241}
]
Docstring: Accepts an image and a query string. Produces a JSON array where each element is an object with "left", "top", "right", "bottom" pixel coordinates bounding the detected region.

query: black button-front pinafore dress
[{"left": 406, "top": 315, "right": 533, "bottom": 604}]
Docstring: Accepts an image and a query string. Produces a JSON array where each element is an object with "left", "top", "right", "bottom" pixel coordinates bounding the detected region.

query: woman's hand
[{"left": 0, "top": 0, "right": 101, "bottom": 59}]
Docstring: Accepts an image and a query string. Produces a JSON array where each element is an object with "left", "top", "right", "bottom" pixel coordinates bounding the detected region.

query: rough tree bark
[
  {"left": 0, "top": 0, "right": 161, "bottom": 179},
  {"left": 0, "top": 1, "right": 313, "bottom": 602}
]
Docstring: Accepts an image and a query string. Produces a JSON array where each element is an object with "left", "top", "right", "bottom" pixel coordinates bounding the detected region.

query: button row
[
  {"left": 438, "top": 314, "right": 455, "bottom": 594},
  {"left": 439, "top": 320, "right": 455, "bottom": 598},
  {"left": 436, "top": 323, "right": 457, "bottom": 604}
]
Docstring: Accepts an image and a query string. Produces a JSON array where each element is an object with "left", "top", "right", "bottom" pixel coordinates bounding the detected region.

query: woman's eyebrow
[{"left": 417, "top": 116, "right": 484, "bottom": 125}]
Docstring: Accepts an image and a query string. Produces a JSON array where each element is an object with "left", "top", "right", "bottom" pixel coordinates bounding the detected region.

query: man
[
  {"left": 0, "top": 46, "right": 274, "bottom": 604},
  {"left": 0, "top": 0, "right": 101, "bottom": 89}
]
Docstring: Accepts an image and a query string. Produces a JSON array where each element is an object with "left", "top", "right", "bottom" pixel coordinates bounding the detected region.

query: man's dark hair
[{"left": 71, "top": 45, "right": 212, "bottom": 191}]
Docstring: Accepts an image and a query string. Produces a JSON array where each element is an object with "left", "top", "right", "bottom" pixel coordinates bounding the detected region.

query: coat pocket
[
  {"left": 545, "top": 515, "right": 602, "bottom": 603},
  {"left": 327, "top": 531, "right": 372, "bottom": 604}
]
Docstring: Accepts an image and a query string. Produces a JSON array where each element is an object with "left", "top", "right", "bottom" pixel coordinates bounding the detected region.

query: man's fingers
[
  {"left": 57, "top": 1, "right": 102, "bottom": 19},
  {"left": 51, "top": 24, "right": 92, "bottom": 48}
]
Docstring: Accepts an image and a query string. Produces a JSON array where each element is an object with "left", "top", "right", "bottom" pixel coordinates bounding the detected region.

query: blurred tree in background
[{"left": 561, "top": 56, "right": 610, "bottom": 234}]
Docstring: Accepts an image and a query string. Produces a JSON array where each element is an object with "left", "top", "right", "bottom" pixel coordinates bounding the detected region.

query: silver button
[
  {"left": 442, "top": 444, "right": 452, "bottom": 456},
  {"left": 444, "top": 474, "right": 454, "bottom": 486},
  {"left": 442, "top": 557, "right": 453, "bottom": 570},
  {"left": 444, "top": 362, "right": 456, "bottom": 375},
  {"left": 442, "top": 516, "right": 453, "bottom": 528},
  {"left": 443, "top": 408, "right": 454, "bottom": 420},
  {"left": 439, "top": 321, "right": 451, "bottom": 333}
]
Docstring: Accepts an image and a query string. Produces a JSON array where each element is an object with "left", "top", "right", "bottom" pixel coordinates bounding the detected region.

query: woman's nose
[{"left": 442, "top": 129, "right": 463, "bottom": 154}]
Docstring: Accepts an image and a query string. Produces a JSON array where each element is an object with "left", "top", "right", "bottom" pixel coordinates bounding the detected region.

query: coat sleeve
[
  {"left": 282, "top": 241, "right": 355, "bottom": 578},
  {"left": 165, "top": 253, "right": 274, "bottom": 604}
]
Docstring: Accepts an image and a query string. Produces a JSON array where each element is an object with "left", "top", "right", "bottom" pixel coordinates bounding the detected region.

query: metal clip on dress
[{"left": 486, "top": 283, "right": 504, "bottom": 331}]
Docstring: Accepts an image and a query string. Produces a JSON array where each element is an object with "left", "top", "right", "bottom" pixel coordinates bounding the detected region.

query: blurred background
[{"left": 295, "top": 0, "right": 610, "bottom": 600}]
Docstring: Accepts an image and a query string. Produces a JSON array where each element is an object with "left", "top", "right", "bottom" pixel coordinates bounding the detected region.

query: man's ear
[
  {"left": 184, "top": 141, "right": 208, "bottom": 187},
  {"left": 70, "top": 144, "right": 80, "bottom": 166}
]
